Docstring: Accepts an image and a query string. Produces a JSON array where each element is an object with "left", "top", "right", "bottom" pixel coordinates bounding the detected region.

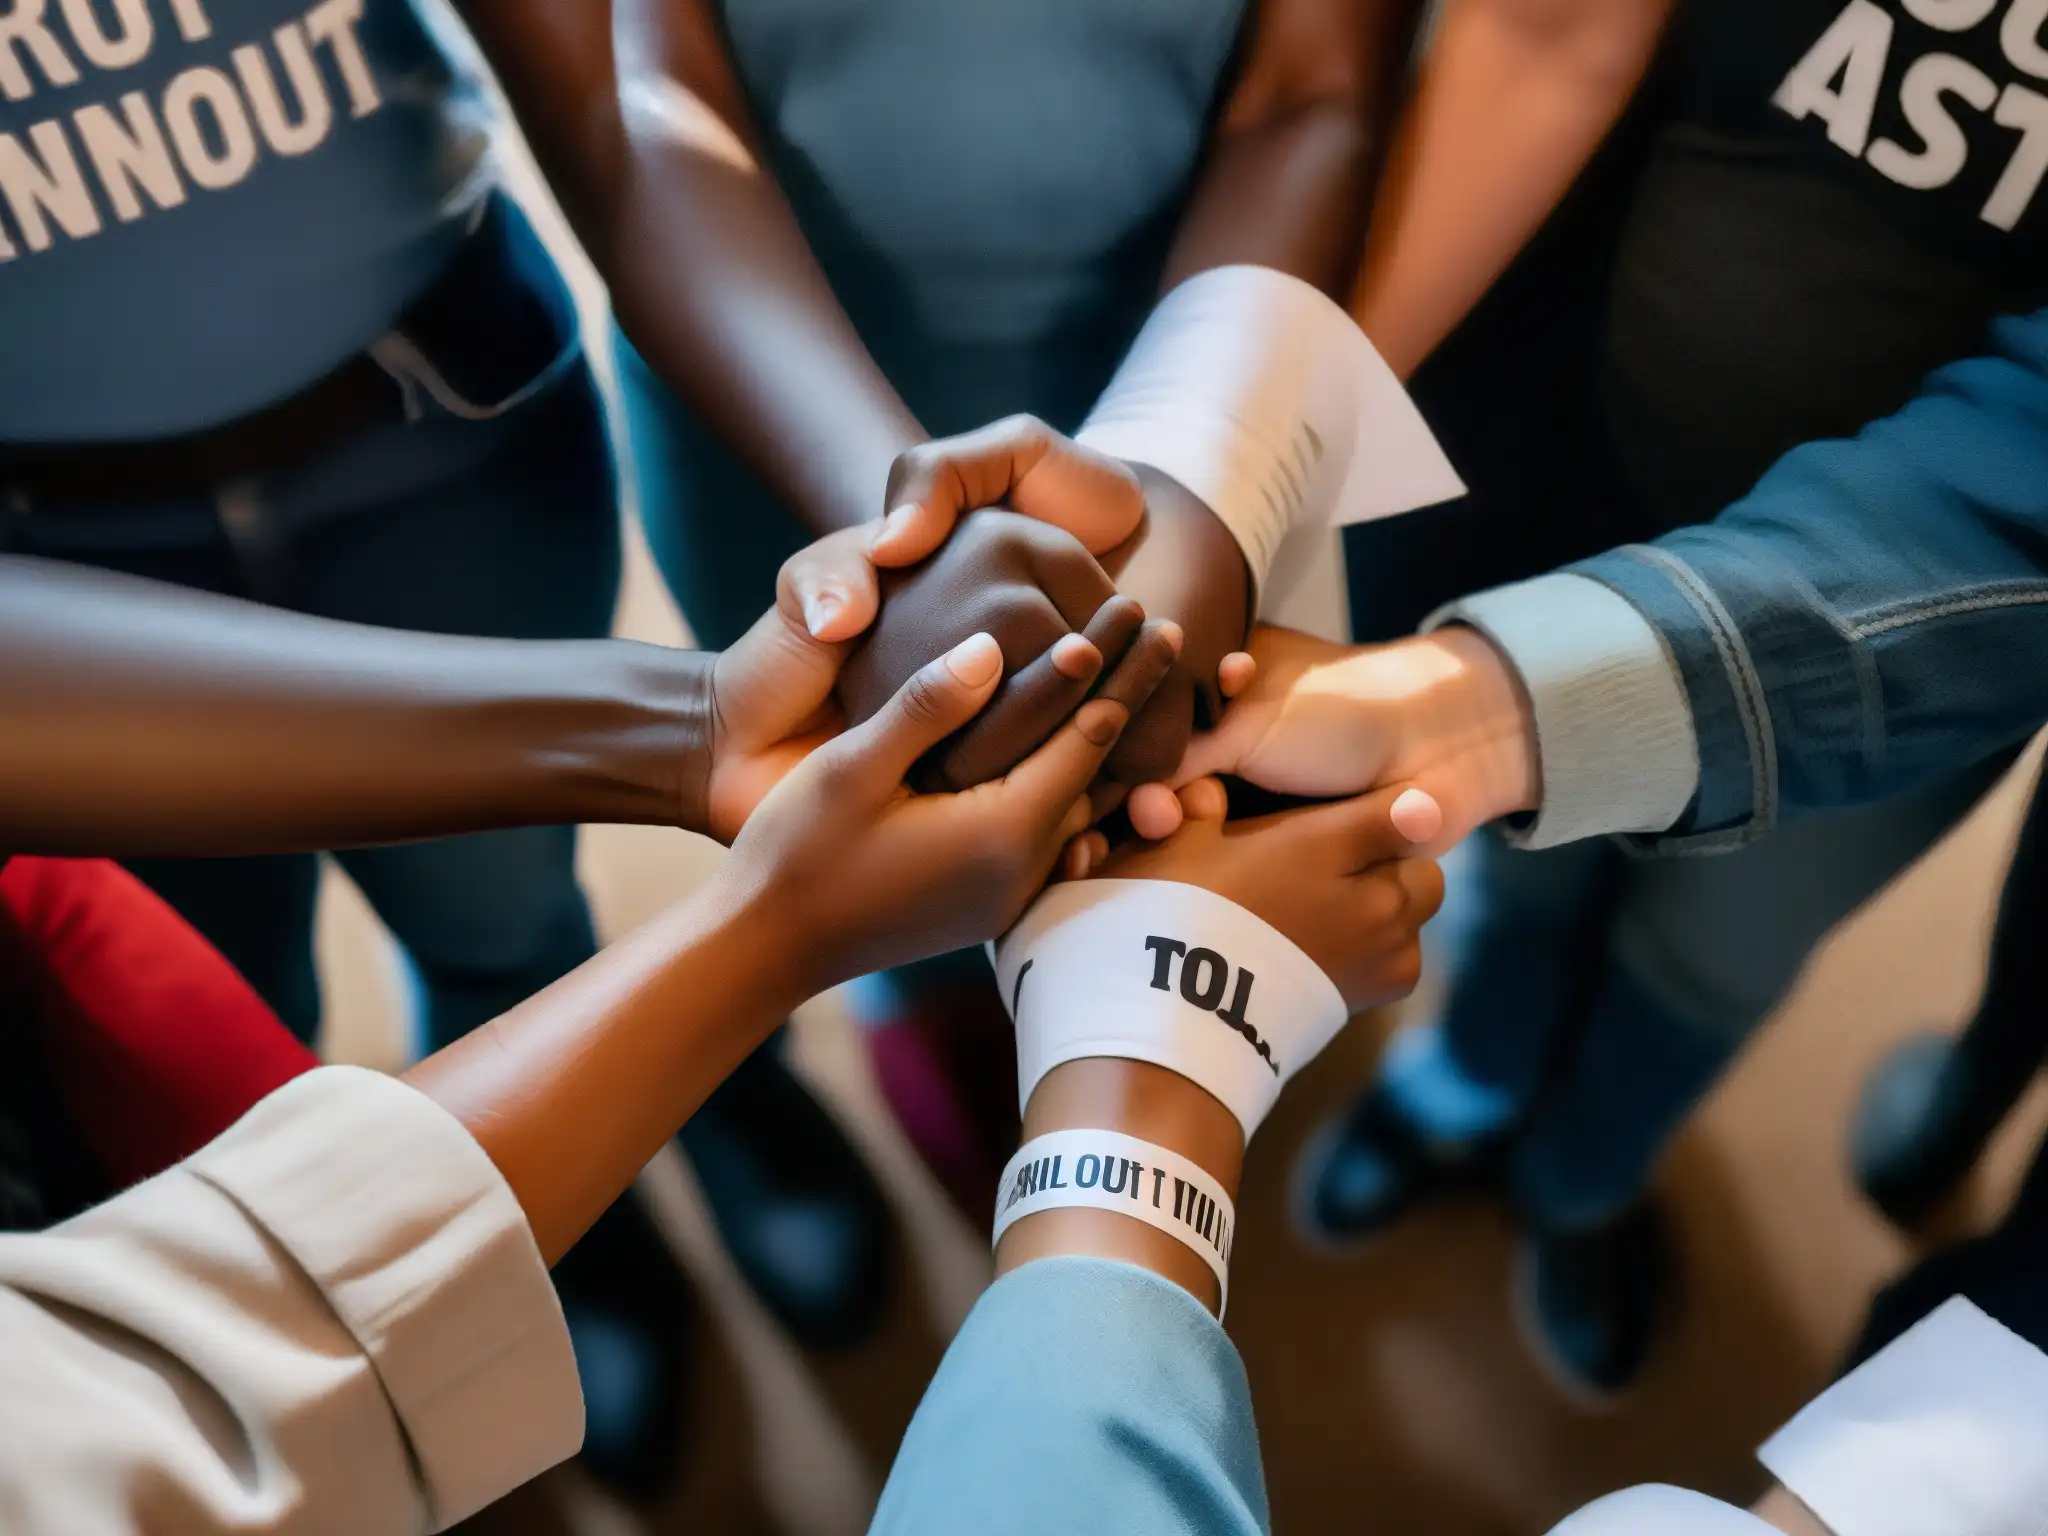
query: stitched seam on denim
[
  {"left": 1623, "top": 545, "right": 1778, "bottom": 836},
  {"left": 1848, "top": 585, "right": 2048, "bottom": 640}
]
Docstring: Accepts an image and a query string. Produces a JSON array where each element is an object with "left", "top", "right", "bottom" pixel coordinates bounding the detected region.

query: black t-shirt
[{"left": 1598, "top": 0, "right": 2048, "bottom": 528}]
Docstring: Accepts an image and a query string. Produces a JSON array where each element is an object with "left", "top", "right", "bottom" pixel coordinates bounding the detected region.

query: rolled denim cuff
[
  {"left": 1427, "top": 574, "right": 1698, "bottom": 849},
  {"left": 1565, "top": 543, "right": 1782, "bottom": 849}
]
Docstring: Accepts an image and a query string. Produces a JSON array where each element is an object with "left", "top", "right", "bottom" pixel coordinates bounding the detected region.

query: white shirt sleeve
[
  {"left": 0, "top": 1065, "right": 583, "bottom": 1536},
  {"left": 1757, "top": 1297, "right": 2048, "bottom": 1536}
]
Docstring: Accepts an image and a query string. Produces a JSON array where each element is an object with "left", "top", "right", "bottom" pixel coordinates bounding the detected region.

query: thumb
[
  {"left": 1274, "top": 782, "right": 1442, "bottom": 873},
  {"left": 778, "top": 526, "right": 881, "bottom": 644},
  {"left": 874, "top": 416, "right": 1146, "bottom": 566},
  {"left": 833, "top": 632, "right": 1006, "bottom": 790}
]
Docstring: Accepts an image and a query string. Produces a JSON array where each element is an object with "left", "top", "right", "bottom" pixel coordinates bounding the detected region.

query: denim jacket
[{"left": 1436, "top": 305, "right": 2048, "bottom": 853}]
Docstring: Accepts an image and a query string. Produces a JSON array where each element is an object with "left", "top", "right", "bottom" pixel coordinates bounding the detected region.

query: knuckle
[{"left": 899, "top": 668, "right": 956, "bottom": 729}]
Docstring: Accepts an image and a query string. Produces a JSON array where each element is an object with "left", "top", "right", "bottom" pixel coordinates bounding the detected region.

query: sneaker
[
  {"left": 1294, "top": 1084, "right": 1493, "bottom": 1247},
  {"left": 1851, "top": 1032, "right": 1991, "bottom": 1227},
  {"left": 1513, "top": 1202, "right": 1667, "bottom": 1405},
  {"left": 678, "top": 1038, "right": 892, "bottom": 1350}
]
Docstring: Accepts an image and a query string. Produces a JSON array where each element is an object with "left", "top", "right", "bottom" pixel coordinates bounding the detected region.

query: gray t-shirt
[
  {"left": 721, "top": 0, "right": 1246, "bottom": 431},
  {"left": 0, "top": 0, "right": 493, "bottom": 442}
]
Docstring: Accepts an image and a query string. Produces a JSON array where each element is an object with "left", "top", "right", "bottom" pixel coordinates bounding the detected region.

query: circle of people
[{"left": 3, "top": 0, "right": 2046, "bottom": 1531}]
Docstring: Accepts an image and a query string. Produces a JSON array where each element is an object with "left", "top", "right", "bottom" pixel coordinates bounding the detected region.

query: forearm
[
  {"left": 405, "top": 879, "right": 793, "bottom": 1265},
  {"left": 877, "top": 1059, "right": 1265, "bottom": 1536},
  {"left": 1351, "top": 0, "right": 1669, "bottom": 378},
  {"left": 464, "top": 0, "right": 921, "bottom": 535},
  {"left": 996, "top": 1059, "right": 1245, "bottom": 1314},
  {"left": 0, "top": 557, "right": 710, "bottom": 857},
  {"left": 1164, "top": 101, "right": 1386, "bottom": 300},
  {"left": 1163, "top": 0, "right": 1419, "bottom": 299}
]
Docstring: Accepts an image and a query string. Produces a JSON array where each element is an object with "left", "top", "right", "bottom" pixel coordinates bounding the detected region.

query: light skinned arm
[
  {"left": 1350, "top": 0, "right": 1672, "bottom": 379},
  {"left": 873, "top": 781, "right": 1441, "bottom": 1534},
  {"left": 410, "top": 621, "right": 1176, "bottom": 1263},
  {"left": 1157, "top": 307, "right": 2048, "bottom": 849},
  {"left": 0, "top": 622, "right": 1176, "bottom": 1536}
]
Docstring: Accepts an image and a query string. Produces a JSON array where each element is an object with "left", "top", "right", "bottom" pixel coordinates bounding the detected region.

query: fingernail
[
  {"left": 946, "top": 631, "right": 1003, "bottom": 686},
  {"left": 1390, "top": 787, "right": 1443, "bottom": 844},
  {"left": 1051, "top": 633, "right": 1102, "bottom": 680},
  {"left": 880, "top": 504, "right": 920, "bottom": 543},
  {"left": 1157, "top": 620, "right": 1185, "bottom": 656},
  {"left": 802, "top": 590, "right": 842, "bottom": 638}
]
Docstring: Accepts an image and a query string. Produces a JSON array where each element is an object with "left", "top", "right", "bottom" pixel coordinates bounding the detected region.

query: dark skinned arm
[
  {"left": 455, "top": 0, "right": 920, "bottom": 536},
  {"left": 1035, "top": 0, "right": 1430, "bottom": 782},
  {"left": 456, "top": 0, "right": 1412, "bottom": 788},
  {"left": 0, "top": 556, "right": 707, "bottom": 857}
]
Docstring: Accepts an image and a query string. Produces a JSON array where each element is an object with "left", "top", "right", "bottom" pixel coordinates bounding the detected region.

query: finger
[
  {"left": 1218, "top": 652, "right": 1257, "bottom": 699},
  {"left": 1389, "top": 787, "right": 1444, "bottom": 845},
  {"left": 777, "top": 526, "right": 882, "bottom": 644},
  {"left": 999, "top": 626, "right": 1180, "bottom": 836},
  {"left": 927, "top": 595, "right": 1144, "bottom": 790},
  {"left": 1251, "top": 782, "right": 1437, "bottom": 873},
  {"left": 834, "top": 632, "right": 1006, "bottom": 791},
  {"left": 1177, "top": 776, "right": 1229, "bottom": 824},
  {"left": 877, "top": 416, "right": 1146, "bottom": 565},
  {"left": 1126, "top": 782, "right": 1183, "bottom": 840}
]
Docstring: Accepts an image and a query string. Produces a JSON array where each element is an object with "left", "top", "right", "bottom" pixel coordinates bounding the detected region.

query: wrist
[
  {"left": 996, "top": 1059, "right": 1244, "bottom": 1314},
  {"left": 1383, "top": 627, "right": 1538, "bottom": 830},
  {"left": 569, "top": 644, "right": 718, "bottom": 834}
]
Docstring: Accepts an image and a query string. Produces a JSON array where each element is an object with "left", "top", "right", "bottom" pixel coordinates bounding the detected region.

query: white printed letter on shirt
[
  {"left": 234, "top": 23, "right": 332, "bottom": 157},
  {"left": 0, "top": 0, "right": 81, "bottom": 103},
  {"left": 1867, "top": 52, "right": 1998, "bottom": 188},
  {"left": 0, "top": 117, "right": 100, "bottom": 250},
  {"left": 74, "top": 90, "right": 187, "bottom": 220},
  {"left": 162, "top": 65, "right": 257, "bottom": 191},
  {"left": 1773, "top": 0, "right": 1894, "bottom": 156},
  {"left": 55, "top": 0, "right": 150, "bottom": 70}
]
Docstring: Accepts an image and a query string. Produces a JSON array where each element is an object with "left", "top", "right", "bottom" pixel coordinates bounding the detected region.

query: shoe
[
  {"left": 1294, "top": 1083, "right": 1490, "bottom": 1247},
  {"left": 1851, "top": 1032, "right": 1991, "bottom": 1227},
  {"left": 678, "top": 1037, "right": 892, "bottom": 1350},
  {"left": 552, "top": 1194, "right": 694, "bottom": 1502},
  {"left": 1514, "top": 1202, "right": 1667, "bottom": 1404}
]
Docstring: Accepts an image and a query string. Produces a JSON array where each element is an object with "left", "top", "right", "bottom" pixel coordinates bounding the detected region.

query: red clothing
[{"left": 0, "top": 857, "right": 317, "bottom": 1188}]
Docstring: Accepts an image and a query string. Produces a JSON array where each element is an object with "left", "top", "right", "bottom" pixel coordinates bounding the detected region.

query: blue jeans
[
  {"left": 1379, "top": 727, "right": 2008, "bottom": 1234},
  {"left": 0, "top": 196, "right": 620, "bottom": 1049}
]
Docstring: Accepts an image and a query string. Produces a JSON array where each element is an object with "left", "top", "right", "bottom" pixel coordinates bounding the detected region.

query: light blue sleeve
[{"left": 869, "top": 1256, "right": 1268, "bottom": 1536}]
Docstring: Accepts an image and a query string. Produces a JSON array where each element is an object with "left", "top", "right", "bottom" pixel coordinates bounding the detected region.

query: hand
[
  {"left": 866, "top": 413, "right": 1148, "bottom": 565},
  {"left": 836, "top": 509, "right": 1165, "bottom": 791},
  {"left": 1125, "top": 623, "right": 1539, "bottom": 848},
  {"left": 1092, "top": 466, "right": 1253, "bottom": 784},
  {"left": 839, "top": 418, "right": 1237, "bottom": 793},
  {"left": 1074, "top": 777, "right": 1447, "bottom": 1017},
  {"left": 1089, "top": 782, "right": 1441, "bottom": 1024},
  {"left": 720, "top": 624, "right": 1181, "bottom": 1003}
]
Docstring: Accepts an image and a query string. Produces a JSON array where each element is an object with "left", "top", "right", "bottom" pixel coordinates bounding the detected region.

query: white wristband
[
  {"left": 1074, "top": 265, "right": 1464, "bottom": 640},
  {"left": 993, "top": 878, "right": 1349, "bottom": 1141},
  {"left": 992, "top": 1129, "right": 1234, "bottom": 1311}
]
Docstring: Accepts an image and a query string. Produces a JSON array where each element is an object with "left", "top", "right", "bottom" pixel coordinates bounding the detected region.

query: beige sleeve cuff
[{"left": 191, "top": 1067, "right": 584, "bottom": 1528}]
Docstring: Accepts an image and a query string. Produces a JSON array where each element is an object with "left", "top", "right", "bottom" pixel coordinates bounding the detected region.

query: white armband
[
  {"left": 1074, "top": 265, "right": 1465, "bottom": 640},
  {"left": 992, "top": 878, "right": 1348, "bottom": 1141},
  {"left": 992, "top": 1129, "right": 1235, "bottom": 1311}
]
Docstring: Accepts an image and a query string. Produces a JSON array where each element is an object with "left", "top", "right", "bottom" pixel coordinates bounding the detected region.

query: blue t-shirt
[{"left": 0, "top": 0, "right": 493, "bottom": 442}]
